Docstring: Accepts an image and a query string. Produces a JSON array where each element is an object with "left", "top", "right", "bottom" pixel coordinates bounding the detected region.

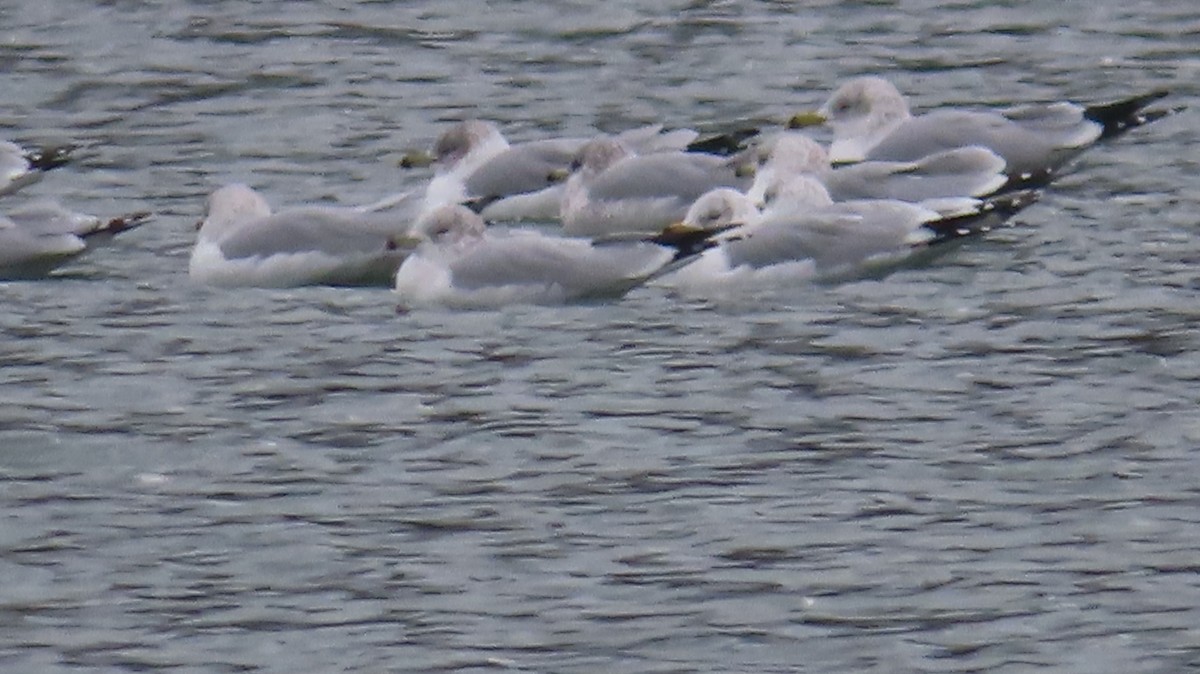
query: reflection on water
[{"left": 2, "top": 1, "right": 1199, "bottom": 671}]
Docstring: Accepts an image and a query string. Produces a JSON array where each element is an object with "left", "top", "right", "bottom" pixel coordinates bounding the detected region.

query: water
[{"left": 2, "top": 1, "right": 1199, "bottom": 671}]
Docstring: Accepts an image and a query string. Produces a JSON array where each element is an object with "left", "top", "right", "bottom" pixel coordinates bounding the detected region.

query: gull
[
  {"left": 0, "top": 202, "right": 150, "bottom": 280},
  {"left": 190, "top": 183, "right": 421, "bottom": 288},
  {"left": 393, "top": 204, "right": 721, "bottom": 309},
  {"left": 746, "top": 131, "right": 1017, "bottom": 210},
  {"left": 412, "top": 120, "right": 699, "bottom": 222},
  {"left": 793, "top": 76, "right": 1178, "bottom": 178},
  {"left": 559, "top": 136, "right": 753, "bottom": 238},
  {"left": 658, "top": 175, "right": 1039, "bottom": 292},
  {"left": 1, "top": 141, "right": 74, "bottom": 197}
]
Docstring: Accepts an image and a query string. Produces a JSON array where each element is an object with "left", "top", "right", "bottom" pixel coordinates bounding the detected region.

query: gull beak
[
  {"left": 659, "top": 221, "right": 703, "bottom": 237},
  {"left": 660, "top": 220, "right": 742, "bottom": 237},
  {"left": 546, "top": 167, "right": 572, "bottom": 183},
  {"left": 787, "top": 110, "right": 828, "bottom": 129},
  {"left": 399, "top": 149, "right": 435, "bottom": 169}
]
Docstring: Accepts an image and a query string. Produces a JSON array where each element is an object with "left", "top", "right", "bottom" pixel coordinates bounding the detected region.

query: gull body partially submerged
[
  {"left": 190, "top": 184, "right": 420, "bottom": 288},
  {"left": 659, "top": 176, "right": 1039, "bottom": 293},
  {"left": 0, "top": 202, "right": 150, "bottom": 280},
  {"left": 394, "top": 204, "right": 719, "bottom": 309},
  {"left": 799, "top": 76, "right": 1178, "bottom": 179}
]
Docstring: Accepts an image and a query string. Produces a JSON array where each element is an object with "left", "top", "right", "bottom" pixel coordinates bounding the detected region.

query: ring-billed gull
[
  {"left": 560, "top": 137, "right": 753, "bottom": 238},
  {"left": 1, "top": 141, "right": 74, "bottom": 197},
  {"left": 792, "top": 76, "right": 1177, "bottom": 177},
  {"left": 393, "top": 204, "right": 721, "bottom": 309},
  {"left": 412, "top": 120, "right": 699, "bottom": 223},
  {"left": 190, "top": 184, "right": 422, "bottom": 288},
  {"left": 0, "top": 202, "right": 150, "bottom": 280},
  {"left": 658, "top": 176, "right": 1039, "bottom": 292},
  {"left": 747, "top": 131, "right": 1017, "bottom": 208}
]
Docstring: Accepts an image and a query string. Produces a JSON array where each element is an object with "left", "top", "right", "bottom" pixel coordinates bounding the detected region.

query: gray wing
[
  {"left": 870, "top": 110, "right": 1070, "bottom": 176},
  {"left": 0, "top": 142, "right": 31, "bottom": 194},
  {"left": 4, "top": 202, "right": 101, "bottom": 236},
  {"left": 614, "top": 124, "right": 700, "bottom": 153},
  {"left": 0, "top": 219, "right": 85, "bottom": 278},
  {"left": 726, "top": 201, "right": 933, "bottom": 272},
  {"left": 465, "top": 139, "right": 582, "bottom": 199},
  {"left": 823, "top": 146, "right": 1008, "bottom": 202},
  {"left": 586, "top": 153, "right": 748, "bottom": 204},
  {"left": 217, "top": 208, "right": 407, "bottom": 260},
  {"left": 1001, "top": 101, "right": 1095, "bottom": 141},
  {"left": 449, "top": 231, "right": 672, "bottom": 297}
]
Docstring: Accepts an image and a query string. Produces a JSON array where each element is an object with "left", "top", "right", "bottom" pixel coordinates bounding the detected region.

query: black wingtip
[
  {"left": 923, "top": 189, "right": 1041, "bottom": 247},
  {"left": 1084, "top": 89, "right": 1176, "bottom": 140},
  {"left": 1000, "top": 165, "right": 1057, "bottom": 192},
  {"left": 463, "top": 194, "right": 501, "bottom": 214},
  {"left": 979, "top": 189, "right": 1041, "bottom": 219},
  {"left": 648, "top": 224, "right": 732, "bottom": 261},
  {"left": 686, "top": 127, "right": 760, "bottom": 156},
  {"left": 85, "top": 211, "right": 152, "bottom": 239},
  {"left": 23, "top": 144, "right": 76, "bottom": 172}
]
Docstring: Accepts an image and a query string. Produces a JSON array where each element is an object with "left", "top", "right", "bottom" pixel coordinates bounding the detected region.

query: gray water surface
[{"left": 2, "top": 1, "right": 1199, "bottom": 672}]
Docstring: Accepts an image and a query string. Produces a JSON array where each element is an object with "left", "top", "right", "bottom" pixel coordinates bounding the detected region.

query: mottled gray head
[
  {"left": 571, "top": 137, "right": 633, "bottom": 177},
  {"left": 758, "top": 174, "right": 834, "bottom": 212},
  {"left": 818, "top": 76, "right": 912, "bottom": 162},
  {"left": 200, "top": 184, "right": 272, "bottom": 237},
  {"left": 682, "top": 188, "right": 759, "bottom": 232},
  {"left": 411, "top": 204, "right": 486, "bottom": 244},
  {"left": 433, "top": 120, "right": 507, "bottom": 168},
  {"left": 757, "top": 132, "right": 830, "bottom": 173}
]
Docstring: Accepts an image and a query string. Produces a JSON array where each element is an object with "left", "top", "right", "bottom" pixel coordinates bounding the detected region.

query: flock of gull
[{"left": 2, "top": 76, "right": 1180, "bottom": 308}]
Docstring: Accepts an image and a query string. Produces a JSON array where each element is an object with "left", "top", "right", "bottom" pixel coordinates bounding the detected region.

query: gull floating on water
[
  {"left": 0, "top": 141, "right": 74, "bottom": 197},
  {"left": 190, "top": 183, "right": 421, "bottom": 288},
  {"left": 658, "top": 175, "right": 1039, "bottom": 293},
  {"left": 747, "top": 131, "right": 1019, "bottom": 210},
  {"left": 412, "top": 120, "right": 699, "bottom": 223},
  {"left": 0, "top": 202, "right": 150, "bottom": 280},
  {"left": 393, "top": 203, "right": 721, "bottom": 309},
  {"left": 560, "top": 136, "right": 753, "bottom": 238},
  {"left": 792, "top": 76, "right": 1178, "bottom": 178}
]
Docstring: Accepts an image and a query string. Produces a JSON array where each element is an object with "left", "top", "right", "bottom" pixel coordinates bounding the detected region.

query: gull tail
[
  {"left": 463, "top": 194, "right": 503, "bottom": 215},
  {"left": 1084, "top": 89, "right": 1181, "bottom": 140},
  {"left": 646, "top": 223, "right": 733, "bottom": 262},
  {"left": 920, "top": 189, "right": 1041, "bottom": 248},
  {"left": 998, "top": 165, "right": 1058, "bottom": 192},
  {"left": 82, "top": 211, "right": 152, "bottom": 241},
  {"left": 686, "top": 127, "right": 760, "bottom": 156}
]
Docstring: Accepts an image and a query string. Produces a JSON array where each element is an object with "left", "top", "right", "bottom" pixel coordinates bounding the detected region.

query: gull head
[
  {"left": 817, "top": 76, "right": 912, "bottom": 162},
  {"left": 681, "top": 188, "right": 760, "bottom": 234},
  {"left": 752, "top": 132, "right": 830, "bottom": 175},
  {"left": 432, "top": 120, "right": 509, "bottom": 173},
  {"left": 570, "top": 137, "right": 633, "bottom": 178},
  {"left": 409, "top": 204, "right": 487, "bottom": 245},
  {"left": 199, "top": 183, "right": 271, "bottom": 237},
  {"left": 756, "top": 174, "right": 834, "bottom": 214}
]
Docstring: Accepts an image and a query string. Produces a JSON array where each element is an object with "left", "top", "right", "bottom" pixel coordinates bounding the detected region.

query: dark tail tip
[
  {"left": 648, "top": 225, "right": 728, "bottom": 260},
  {"left": 980, "top": 189, "right": 1041, "bottom": 218},
  {"left": 686, "top": 128, "right": 760, "bottom": 156},
  {"left": 463, "top": 194, "right": 501, "bottom": 214},
  {"left": 24, "top": 144, "right": 76, "bottom": 172},
  {"left": 91, "top": 211, "right": 152, "bottom": 238},
  {"left": 1084, "top": 89, "right": 1177, "bottom": 140},
  {"left": 1000, "top": 165, "right": 1057, "bottom": 192},
  {"left": 923, "top": 189, "right": 1041, "bottom": 246}
]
